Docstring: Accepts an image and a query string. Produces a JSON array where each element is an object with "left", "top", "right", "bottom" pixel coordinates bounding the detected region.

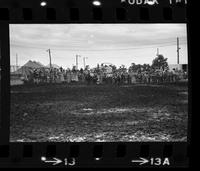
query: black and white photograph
[{"left": 9, "top": 24, "right": 188, "bottom": 142}]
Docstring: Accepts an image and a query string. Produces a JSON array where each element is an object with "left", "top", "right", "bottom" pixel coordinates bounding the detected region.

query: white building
[{"left": 168, "top": 64, "right": 188, "bottom": 72}]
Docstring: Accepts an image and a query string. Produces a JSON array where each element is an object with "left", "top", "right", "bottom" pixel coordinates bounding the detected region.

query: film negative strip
[{"left": 0, "top": 0, "right": 191, "bottom": 168}]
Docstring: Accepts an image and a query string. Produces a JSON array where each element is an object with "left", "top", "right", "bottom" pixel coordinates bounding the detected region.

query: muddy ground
[{"left": 10, "top": 83, "right": 188, "bottom": 142}]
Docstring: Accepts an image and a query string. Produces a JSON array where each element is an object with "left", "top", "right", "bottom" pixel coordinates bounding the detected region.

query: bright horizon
[{"left": 10, "top": 24, "right": 188, "bottom": 69}]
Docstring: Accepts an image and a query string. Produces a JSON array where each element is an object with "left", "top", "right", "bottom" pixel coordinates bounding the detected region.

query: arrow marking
[
  {"left": 131, "top": 157, "right": 149, "bottom": 165},
  {"left": 42, "top": 157, "right": 62, "bottom": 165}
]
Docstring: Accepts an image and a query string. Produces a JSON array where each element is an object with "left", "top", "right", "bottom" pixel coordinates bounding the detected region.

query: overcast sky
[{"left": 9, "top": 24, "right": 188, "bottom": 69}]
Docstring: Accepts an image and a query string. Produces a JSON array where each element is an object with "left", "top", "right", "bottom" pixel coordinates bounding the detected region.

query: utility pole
[
  {"left": 16, "top": 53, "right": 18, "bottom": 69},
  {"left": 156, "top": 48, "right": 159, "bottom": 56},
  {"left": 47, "top": 49, "right": 52, "bottom": 82},
  {"left": 76, "top": 55, "right": 81, "bottom": 70},
  {"left": 76, "top": 55, "right": 78, "bottom": 70},
  {"left": 47, "top": 49, "right": 52, "bottom": 69},
  {"left": 83, "top": 57, "right": 88, "bottom": 69},
  {"left": 177, "top": 37, "right": 181, "bottom": 64}
]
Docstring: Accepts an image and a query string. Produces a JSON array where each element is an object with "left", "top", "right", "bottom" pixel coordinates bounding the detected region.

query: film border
[{"left": 0, "top": 0, "right": 191, "bottom": 168}]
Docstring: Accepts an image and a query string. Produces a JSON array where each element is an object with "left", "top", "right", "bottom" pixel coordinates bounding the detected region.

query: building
[
  {"left": 10, "top": 74, "right": 24, "bottom": 86},
  {"left": 168, "top": 64, "right": 188, "bottom": 72}
]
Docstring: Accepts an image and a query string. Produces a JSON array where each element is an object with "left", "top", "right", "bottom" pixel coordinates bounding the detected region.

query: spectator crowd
[{"left": 12, "top": 63, "right": 188, "bottom": 85}]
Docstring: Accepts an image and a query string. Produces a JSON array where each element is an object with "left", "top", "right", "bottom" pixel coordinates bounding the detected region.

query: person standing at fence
[
  {"left": 171, "top": 69, "right": 176, "bottom": 82},
  {"left": 99, "top": 71, "right": 104, "bottom": 84},
  {"left": 146, "top": 72, "right": 150, "bottom": 84},
  {"left": 116, "top": 73, "right": 120, "bottom": 85},
  {"left": 66, "top": 69, "right": 71, "bottom": 83},
  {"left": 120, "top": 73, "right": 125, "bottom": 84},
  {"left": 129, "top": 71, "right": 136, "bottom": 84}
]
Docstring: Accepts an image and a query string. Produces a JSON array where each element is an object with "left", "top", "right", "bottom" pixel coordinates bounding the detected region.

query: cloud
[
  {"left": 9, "top": 24, "right": 188, "bottom": 67},
  {"left": 10, "top": 24, "right": 187, "bottom": 50}
]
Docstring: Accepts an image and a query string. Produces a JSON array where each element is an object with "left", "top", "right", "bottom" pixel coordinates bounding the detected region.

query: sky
[{"left": 9, "top": 24, "right": 188, "bottom": 69}]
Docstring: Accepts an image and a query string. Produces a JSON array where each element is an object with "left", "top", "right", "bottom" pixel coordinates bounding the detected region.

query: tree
[
  {"left": 94, "top": 64, "right": 100, "bottom": 74},
  {"left": 119, "top": 65, "right": 127, "bottom": 73},
  {"left": 143, "top": 64, "right": 151, "bottom": 72},
  {"left": 129, "top": 63, "right": 148, "bottom": 73},
  {"left": 129, "top": 63, "right": 137, "bottom": 72},
  {"left": 110, "top": 65, "right": 117, "bottom": 73},
  {"left": 151, "top": 55, "right": 169, "bottom": 71},
  {"left": 72, "top": 65, "right": 77, "bottom": 71},
  {"left": 85, "top": 65, "right": 90, "bottom": 70}
]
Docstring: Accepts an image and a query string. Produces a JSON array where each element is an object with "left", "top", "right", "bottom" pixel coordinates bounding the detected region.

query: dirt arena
[{"left": 10, "top": 82, "right": 188, "bottom": 142}]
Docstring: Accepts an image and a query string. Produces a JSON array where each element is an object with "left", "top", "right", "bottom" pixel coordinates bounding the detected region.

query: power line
[{"left": 10, "top": 41, "right": 187, "bottom": 52}]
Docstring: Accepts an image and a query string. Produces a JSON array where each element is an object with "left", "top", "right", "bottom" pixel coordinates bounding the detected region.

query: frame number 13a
[{"left": 150, "top": 158, "right": 170, "bottom": 166}]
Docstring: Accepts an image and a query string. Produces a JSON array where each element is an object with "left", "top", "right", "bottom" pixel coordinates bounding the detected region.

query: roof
[{"left": 23, "top": 60, "right": 45, "bottom": 68}]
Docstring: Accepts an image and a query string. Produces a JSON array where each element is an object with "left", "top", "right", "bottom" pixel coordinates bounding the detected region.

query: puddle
[
  {"left": 83, "top": 108, "right": 93, "bottom": 111},
  {"left": 152, "top": 112, "right": 170, "bottom": 119},
  {"left": 122, "top": 133, "right": 171, "bottom": 141},
  {"left": 67, "top": 136, "right": 86, "bottom": 142},
  {"left": 96, "top": 139, "right": 106, "bottom": 142},
  {"left": 48, "top": 136, "right": 61, "bottom": 140},
  {"left": 48, "top": 134, "right": 64, "bottom": 140},
  {"left": 95, "top": 133, "right": 106, "bottom": 138},
  {"left": 16, "top": 139, "right": 25, "bottom": 142},
  {"left": 179, "top": 91, "right": 188, "bottom": 95},
  {"left": 125, "top": 121, "right": 143, "bottom": 125},
  {"left": 72, "top": 107, "right": 155, "bottom": 115},
  {"left": 95, "top": 134, "right": 103, "bottom": 138}
]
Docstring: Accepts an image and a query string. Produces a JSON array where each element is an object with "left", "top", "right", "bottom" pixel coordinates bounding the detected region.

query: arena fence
[{"left": 10, "top": 65, "right": 188, "bottom": 86}]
